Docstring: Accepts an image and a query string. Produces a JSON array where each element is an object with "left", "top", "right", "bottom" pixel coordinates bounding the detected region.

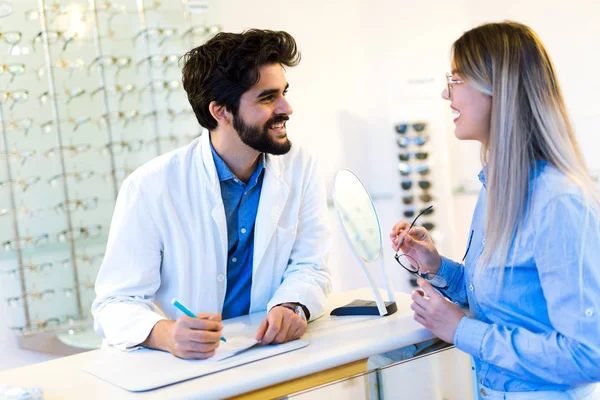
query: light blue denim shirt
[
  {"left": 439, "top": 162, "right": 600, "bottom": 391},
  {"left": 210, "top": 141, "right": 265, "bottom": 320}
]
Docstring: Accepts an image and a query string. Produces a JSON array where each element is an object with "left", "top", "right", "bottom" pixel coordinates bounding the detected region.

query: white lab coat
[{"left": 92, "top": 133, "right": 331, "bottom": 349}]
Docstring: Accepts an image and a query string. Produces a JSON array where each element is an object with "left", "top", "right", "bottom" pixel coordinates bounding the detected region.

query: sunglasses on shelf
[
  {"left": 394, "top": 122, "right": 427, "bottom": 134},
  {"left": 397, "top": 136, "right": 429, "bottom": 148},
  {"left": 398, "top": 152, "right": 428, "bottom": 161},
  {"left": 403, "top": 207, "right": 435, "bottom": 218},
  {"left": 400, "top": 180, "right": 432, "bottom": 191},
  {"left": 398, "top": 163, "right": 430, "bottom": 176}
]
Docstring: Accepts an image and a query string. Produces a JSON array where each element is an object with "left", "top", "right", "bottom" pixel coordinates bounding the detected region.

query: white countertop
[{"left": 0, "top": 288, "right": 434, "bottom": 399}]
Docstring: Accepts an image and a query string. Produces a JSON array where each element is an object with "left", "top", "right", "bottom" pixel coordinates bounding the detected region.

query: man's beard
[{"left": 232, "top": 113, "right": 292, "bottom": 155}]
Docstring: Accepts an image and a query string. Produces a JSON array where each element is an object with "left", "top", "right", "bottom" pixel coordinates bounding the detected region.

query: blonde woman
[{"left": 390, "top": 22, "right": 600, "bottom": 399}]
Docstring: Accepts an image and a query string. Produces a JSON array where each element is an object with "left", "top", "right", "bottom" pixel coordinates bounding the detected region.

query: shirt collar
[
  {"left": 477, "top": 160, "right": 548, "bottom": 189},
  {"left": 209, "top": 138, "right": 265, "bottom": 183}
]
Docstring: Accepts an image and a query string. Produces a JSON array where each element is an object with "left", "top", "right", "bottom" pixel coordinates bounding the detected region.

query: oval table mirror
[{"left": 331, "top": 169, "right": 397, "bottom": 316}]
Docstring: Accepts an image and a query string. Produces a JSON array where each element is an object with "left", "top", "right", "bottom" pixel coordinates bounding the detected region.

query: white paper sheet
[
  {"left": 212, "top": 336, "right": 260, "bottom": 361},
  {"left": 81, "top": 338, "right": 309, "bottom": 392}
]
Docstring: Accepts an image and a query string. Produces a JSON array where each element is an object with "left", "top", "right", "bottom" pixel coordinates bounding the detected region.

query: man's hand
[
  {"left": 142, "top": 313, "right": 223, "bottom": 359},
  {"left": 411, "top": 278, "right": 465, "bottom": 343},
  {"left": 255, "top": 305, "right": 307, "bottom": 344}
]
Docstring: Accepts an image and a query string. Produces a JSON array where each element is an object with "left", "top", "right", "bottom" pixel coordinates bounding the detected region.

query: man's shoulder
[
  {"left": 269, "top": 143, "right": 317, "bottom": 174},
  {"left": 126, "top": 138, "right": 202, "bottom": 187}
]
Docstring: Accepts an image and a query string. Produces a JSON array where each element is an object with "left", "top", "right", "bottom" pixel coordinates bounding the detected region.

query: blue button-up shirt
[
  {"left": 210, "top": 142, "right": 265, "bottom": 320},
  {"left": 439, "top": 162, "right": 600, "bottom": 391}
]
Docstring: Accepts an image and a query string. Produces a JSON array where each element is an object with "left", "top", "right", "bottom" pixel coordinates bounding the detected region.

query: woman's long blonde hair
[{"left": 452, "top": 21, "right": 600, "bottom": 277}]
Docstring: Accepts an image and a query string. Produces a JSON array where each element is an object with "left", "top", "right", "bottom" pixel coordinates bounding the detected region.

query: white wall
[{"left": 2, "top": 0, "right": 600, "bottom": 379}]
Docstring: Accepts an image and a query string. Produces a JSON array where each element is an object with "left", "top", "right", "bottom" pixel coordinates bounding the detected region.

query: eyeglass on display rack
[
  {"left": 32, "top": 30, "right": 79, "bottom": 52},
  {"left": 0, "top": 31, "right": 22, "bottom": 52},
  {"left": 54, "top": 197, "right": 99, "bottom": 214},
  {"left": 0, "top": 90, "right": 29, "bottom": 110},
  {"left": 4, "top": 118, "right": 34, "bottom": 135},
  {"left": 0, "top": 176, "right": 41, "bottom": 192},
  {"left": 2, "top": 234, "right": 49, "bottom": 252},
  {"left": 1, "top": 148, "right": 37, "bottom": 165},
  {"left": 0, "top": 63, "right": 26, "bottom": 82},
  {"left": 56, "top": 225, "right": 103, "bottom": 242},
  {"left": 136, "top": 54, "right": 180, "bottom": 70},
  {"left": 48, "top": 170, "right": 95, "bottom": 186}
]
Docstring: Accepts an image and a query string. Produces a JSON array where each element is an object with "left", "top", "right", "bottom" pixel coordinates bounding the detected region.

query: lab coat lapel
[
  {"left": 253, "top": 156, "right": 289, "bottom": 272},
  {"left": 199, "top": 133, "right": 228, "bottom": 273}
]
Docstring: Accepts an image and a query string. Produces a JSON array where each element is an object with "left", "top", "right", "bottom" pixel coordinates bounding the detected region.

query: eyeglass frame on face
[
  {"left": 446, "top": 72, "right": 464, "bottom": 99},
  {"left": 393, "top": 205, "right": 448, "bottom": 289}
]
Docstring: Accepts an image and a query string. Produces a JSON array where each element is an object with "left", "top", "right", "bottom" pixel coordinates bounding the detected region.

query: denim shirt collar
[
  {"left": 477, "top": 160, "right": 548, "bottom": 189},
  {"left": 210, "top": 139, "right": 265, "bottom": 183}
]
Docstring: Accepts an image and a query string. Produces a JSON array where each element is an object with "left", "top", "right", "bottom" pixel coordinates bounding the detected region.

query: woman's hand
[
  {"left": 389, "top": 220, "right": 442, "bottom": 274},
  {"left": 411, "top": 278, "right": 466, "bottom": 343}
]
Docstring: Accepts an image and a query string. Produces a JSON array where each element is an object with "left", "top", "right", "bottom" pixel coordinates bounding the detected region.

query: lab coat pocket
[{"left": 273, "top": 223, "right": 299, "bottom": 276}]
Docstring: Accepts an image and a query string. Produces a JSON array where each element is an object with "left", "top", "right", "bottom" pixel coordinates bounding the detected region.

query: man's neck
[{"left": 210, "top": 131, "right": 262, "bottom": 183}]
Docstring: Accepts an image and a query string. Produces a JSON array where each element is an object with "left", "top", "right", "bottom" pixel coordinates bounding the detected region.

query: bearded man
[{"left": 92, "top": 29, "right": 331, "bottom": 359}]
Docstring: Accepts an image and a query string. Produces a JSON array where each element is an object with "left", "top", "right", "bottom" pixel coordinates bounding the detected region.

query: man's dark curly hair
[{"left": 181, "top": 29, "right": 301, "bottom": 130}]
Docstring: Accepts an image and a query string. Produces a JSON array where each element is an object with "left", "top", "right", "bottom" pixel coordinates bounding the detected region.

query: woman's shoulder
[{"left": 530, "top": 163, "right": 598, "bottom": 217}]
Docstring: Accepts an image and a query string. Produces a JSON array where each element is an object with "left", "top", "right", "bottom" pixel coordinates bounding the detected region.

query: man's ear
[{"left": 208, "top": 101, "right": 232, "bottom": 127}]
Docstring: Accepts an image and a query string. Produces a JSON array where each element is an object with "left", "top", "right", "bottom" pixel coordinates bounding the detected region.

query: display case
[{"left": 0, "top": 0, "right": 218, "bottom": 353}]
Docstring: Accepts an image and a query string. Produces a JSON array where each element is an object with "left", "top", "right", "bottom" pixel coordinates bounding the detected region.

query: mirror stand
[{"left": 331, "top": 237, "right": 398, "bottom": 317}]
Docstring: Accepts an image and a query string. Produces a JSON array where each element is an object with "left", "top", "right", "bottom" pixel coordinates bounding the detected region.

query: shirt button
[
  {"left": 240, "top": 228, "right": 247, "bottom": 234},
  {"left": 469, "top": 284, "right": 474, "bottom": 291},
  {"left": 585, "top": 308, "right": 594, "bottom": 317},
  {"left": 231, "top": 257, "right": 238, "bottom": 263},
  {"left": 234, "top": 178, "right": 239, "bottom": 183},
  {"left": 217, "top": 274, "right": 225, "bottom": 282},
  {"left": 482, "top": 239, "right": 486, "bottom": 245}
]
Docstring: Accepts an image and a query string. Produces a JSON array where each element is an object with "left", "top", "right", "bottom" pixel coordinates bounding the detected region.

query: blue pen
[{"left": 171, "top": 298, "right": 227, "bottom": 342}]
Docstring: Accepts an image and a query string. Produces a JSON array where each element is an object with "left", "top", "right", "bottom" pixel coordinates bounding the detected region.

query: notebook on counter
[{"left": 81, "top": 337, "right": 309, "bottom": 392}]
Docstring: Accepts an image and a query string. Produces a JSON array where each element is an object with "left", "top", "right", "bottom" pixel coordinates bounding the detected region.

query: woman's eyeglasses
[
  {"left": 446, "top": 72, "right": 465, "bottom": 99},
  {"left": 393, "top": 205, "right": 447, "bottom": 289}
]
